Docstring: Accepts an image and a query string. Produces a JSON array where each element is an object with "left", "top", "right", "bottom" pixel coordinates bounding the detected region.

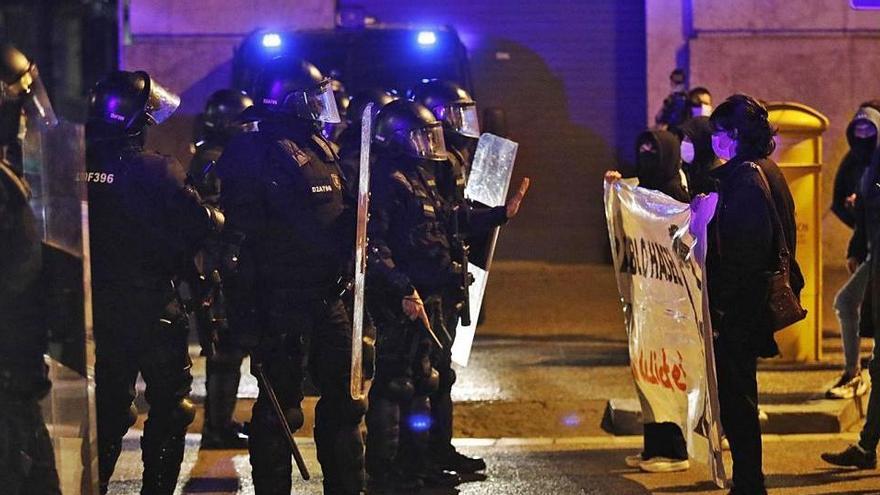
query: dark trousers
[
  {"left": 643, "top": 422, "right": 688, "bottom": 460},
  {"left": 859, "top": 335, "right": 880, "bottom": 451},
  {"left": 0, "top": 398, "right": 60, "bottom": 495},
  {"left": 429, "top": 296, "right": 459, "bottom": 454},
  {"left": 93, "top": 286, "right": 193, "bottom": 493},
  {"left": 365, "top": 296, "right": 436, "bottom": 478},
  {"left": 249, "top": 295, "right": 365, "bottom": 495},
  {"left": 714, "top": 341, "right": 766, "bottom": 493}
]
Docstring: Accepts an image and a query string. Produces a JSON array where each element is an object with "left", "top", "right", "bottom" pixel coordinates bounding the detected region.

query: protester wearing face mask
[
  {"left": 704, "top": 94, "right": 800, "bottom": 495},
  {"left": 605, "top": 129, "right": 690, "bottom": 473},
  {"left": 822, "top": 102, "right": 880, "bottom": 470},
  {"left": 679, "top": 116, "right": 718, "bottom": 197},
  {"left": 688, "top": 87, "right": 713, "bottom": 119},
  {"left": 824, "top": 102, "right": 880, "bottom": 400}
]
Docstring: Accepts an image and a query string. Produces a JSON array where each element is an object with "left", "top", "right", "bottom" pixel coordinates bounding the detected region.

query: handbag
[{"left": 750, "top": 162, "right": 808, "bottom": 331}]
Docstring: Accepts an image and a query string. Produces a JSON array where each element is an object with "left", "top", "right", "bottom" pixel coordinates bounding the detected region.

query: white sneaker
[
  {"left": 639, "top": 457, "right": 690, "bottom": 473},
  {"left": 827, "top": 371, "right": 870, "bottom": 400},
  {"left": 625, "top": 453, "right": 643, "bottom": 467}
]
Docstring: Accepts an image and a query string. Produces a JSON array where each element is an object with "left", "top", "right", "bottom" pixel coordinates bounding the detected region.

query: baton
[{"left": 253, "top": 361, "right": 311, "bottom": 480}]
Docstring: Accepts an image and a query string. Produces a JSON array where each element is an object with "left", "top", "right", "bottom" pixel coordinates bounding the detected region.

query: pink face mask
[{"left": 711, "top": 132, "right": 736, "bottom": 161}]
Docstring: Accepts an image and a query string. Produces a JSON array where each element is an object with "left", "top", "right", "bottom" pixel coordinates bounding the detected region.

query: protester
[
  {"left": 705, "top": 94, "right": 797, "bottom": 495},
  {"left": 822, "top": 114, "right": 880, "bottom": 469},
  {"left": 825, "top": 102, "right": 880, "bottom": 400},
  {"left": 606, "top": 128, "right": 690, "bottom": 473}
]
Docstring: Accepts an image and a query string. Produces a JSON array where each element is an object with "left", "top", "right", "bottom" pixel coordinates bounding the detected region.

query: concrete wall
[
  {"left": 123, "top": 0, "right": 334, "bottom": 165},
  {"left": 647, "top": 0, "right": 880, "bottom": 268}
]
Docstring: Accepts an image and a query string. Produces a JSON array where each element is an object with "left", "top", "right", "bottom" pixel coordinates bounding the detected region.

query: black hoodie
[
  {"left": 832, "top": 105, "right": 880, "bottom": 228},
  {"left": 633, "top": 129, "right": 689, "bottom": 202}
]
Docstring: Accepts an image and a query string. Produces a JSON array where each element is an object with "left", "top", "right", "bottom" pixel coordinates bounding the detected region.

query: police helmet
[
  {"left": 408, "top": 80, "right": 479, "bottom": 138},
  {"left": 374, "top": 99, "right": 447, "bottom": 161},
  {"left": 252, "top": 57, "right": 340, "bottom": 124},
  {"left": 88, "top": 70, "right": 180, "bottom": 133}
]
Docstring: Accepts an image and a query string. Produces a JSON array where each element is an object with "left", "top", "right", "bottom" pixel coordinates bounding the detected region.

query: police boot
[
  {"left": 314, "top": 396, "right": 366, "bottom": 494},
  {"left": 248, "top": 401, "right": 300, "bottom": 495},
  {"left": 201, "top": 358, "right": 247, "bottom": 450}
]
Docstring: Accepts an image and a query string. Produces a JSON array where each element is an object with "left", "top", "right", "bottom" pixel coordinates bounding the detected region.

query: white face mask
[
  {"left": 692, "top": 103, "right": 712, "bottom": 117},
  {"left": 711, "top": 132, "right": 736, "bottom": 161},
  {"left": 680, "top": 140, "right": 695, "bottom": 164}
]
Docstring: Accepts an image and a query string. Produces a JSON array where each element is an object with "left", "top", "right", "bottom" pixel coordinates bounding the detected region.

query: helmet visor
[
  {"left": 19, "top": 65, "right": 58, "bottom": 130},
  {"left": 443, "top": 103, "right": 480, "bottom": 138},
  {"left": 144, "top": 77, "right": 180, "bottom": 125},
  {"left": 291, "top": 79, "right": 341, "bottom": 124},
  {"left": 409, "top": 124, "right": 448, "bottom": 161}
]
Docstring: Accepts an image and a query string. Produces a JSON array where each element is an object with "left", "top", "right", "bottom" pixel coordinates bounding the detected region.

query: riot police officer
[
  {"left": 409, "top": 79, "right": 529, "bottom": 475},
  {"left": 188, "top": 89, "right": 253, "bottom": 450},
  {"left": 0, "top": 42, "right": 61, "bottom": 495},
  {"left": 86, "top": 70, "right": 225, "bottom": 494},
  {"left": 365, "top": 99, "right": 463, "bottom": 491},
  {"left": 215, "top": 56, "right": 365, "bottom": 495}
]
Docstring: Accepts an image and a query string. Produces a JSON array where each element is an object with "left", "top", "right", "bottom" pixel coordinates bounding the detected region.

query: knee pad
[
  {"left": 387, "top": 376, "right": 415, "bottom": 401},
  {"left": 254, "top": 401, "right": 304, "bottom": 432},
  {"left": 362, "top": 336, "right": 377, "bottom": 380},
  {"left": 415, "top": 368, "right": 440, "bottom": 395},
  {"left": 169, "top": 398, "right": 197, "bottom": 431},
  {"left": 127, "top": 403, "right": 139, "bottom": 428}
]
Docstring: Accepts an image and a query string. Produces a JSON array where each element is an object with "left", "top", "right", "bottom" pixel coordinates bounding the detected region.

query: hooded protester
[
  {"left": 608, "top": 129, "right": 691, "bottom": 474},
  {"left": 824, "top": 103, "right": 880, "bottom": 400},
  {"left": 633, "top": 129, "right": 689, "bottom": 202},
  {"left": 832, "top": 103, "right": 880, "bottom": 228},
  {"left": 679, "top": 116, "right": 717, "bottom": 197},
  {"left": 823, "top": 117, "right": 880, "bottom": 470}
]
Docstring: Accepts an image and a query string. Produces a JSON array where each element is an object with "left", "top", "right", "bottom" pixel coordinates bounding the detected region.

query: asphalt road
[{"left": 106, "top": 432, "right": 880, "bottom": 494}]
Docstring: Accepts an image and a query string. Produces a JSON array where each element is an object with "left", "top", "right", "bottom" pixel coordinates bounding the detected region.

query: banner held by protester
[{"left": 604, "top": 178, "right": 726, "bottom": 488}]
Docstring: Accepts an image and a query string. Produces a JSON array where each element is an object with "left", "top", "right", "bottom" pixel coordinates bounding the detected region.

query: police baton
[{"left": 252, "top": 361, "right": 310, "bottom": 480}]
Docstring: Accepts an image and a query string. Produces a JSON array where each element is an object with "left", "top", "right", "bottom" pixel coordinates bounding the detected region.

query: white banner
[{"left": 604, "top": 179, "right": 726, "bottom": 488}]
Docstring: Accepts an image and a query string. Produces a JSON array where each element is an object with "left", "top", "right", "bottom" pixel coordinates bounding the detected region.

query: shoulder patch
[{"left": 276, "top": 139, "right": 310, "bottom": 167}]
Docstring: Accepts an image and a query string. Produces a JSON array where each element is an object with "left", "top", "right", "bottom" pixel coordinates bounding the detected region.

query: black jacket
[
  {"left": 87, "top": 135, "right": 218, "bottom": 289},
  {"left": 367, "top": 155, "right": 457, "bottom": 299},
  {"left": 706, "top": 158, "right": 778, "bottom": 357},
  {"left": 833, "top": 106, "right": 880, "bottom": 228}
]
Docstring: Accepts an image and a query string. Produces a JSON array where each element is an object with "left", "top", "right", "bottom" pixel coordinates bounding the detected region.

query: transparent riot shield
[
  {"left": 24, "top": 120, "right": 99, "bottom": 494},
  {"left": 451, "top": 133, "right": 518, "bottom": 366}
]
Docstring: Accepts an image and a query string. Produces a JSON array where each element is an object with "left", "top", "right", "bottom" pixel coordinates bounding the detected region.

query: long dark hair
[{"left": 709, "top": 94, "right": 777, "bottom": 160}]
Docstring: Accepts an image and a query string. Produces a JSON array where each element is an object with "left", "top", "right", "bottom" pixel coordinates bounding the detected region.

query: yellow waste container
[{"left": 766, "top": 102, "right": 828, "bottom": 362}]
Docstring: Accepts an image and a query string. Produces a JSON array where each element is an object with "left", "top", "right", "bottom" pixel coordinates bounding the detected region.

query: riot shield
[
  {"left": 350, "top": 103, "right": 373, "bottom": 400},
  {"left": 24, "top": 120, "right": 99, "bottom": 494},
  {"left": 451, "top": 133, "right": 518, "bottom": 367}
]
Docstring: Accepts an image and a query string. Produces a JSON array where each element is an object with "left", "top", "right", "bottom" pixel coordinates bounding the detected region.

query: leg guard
[
  {"left": 314, "top": 395, "right": 366, "bottom": 494},
  {"left": 140, "top": 398, "right": 195, "bottom": 495},
  {"left": 365, "top": 392, "right": 401, "bottom": 478},
  {"left": 248, "top": 400, "right": 303, "bottom": 495},
  {"left": 430, "top": 365, "right": 456, "bottom": 453}
]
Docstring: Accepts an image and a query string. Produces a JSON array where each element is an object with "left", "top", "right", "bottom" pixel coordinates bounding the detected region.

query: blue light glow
[
  {"left": 262, "top": 33, "right": 282, "bottom": 48},
  {"left": 407, "top": 414, "right": 432, "bottom": 432},
  {"left": 562, "top": 414, "right": 581, "bottom": 427},
  {"left": 417, "top": 31, "right": 437, "bottom": 46}
]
